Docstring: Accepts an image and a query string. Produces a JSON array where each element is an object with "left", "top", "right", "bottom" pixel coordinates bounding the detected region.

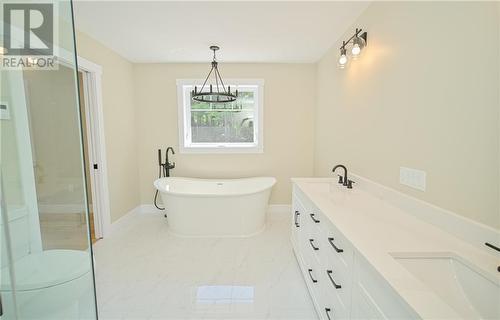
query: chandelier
[{"left": 191, "top": 46, "right": 238, "bottom": 103}]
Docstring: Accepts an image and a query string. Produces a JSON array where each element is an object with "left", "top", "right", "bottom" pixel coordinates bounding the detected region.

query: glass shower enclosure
[{"left": 0, "top": 0, "right": 97, "bottom": 319}]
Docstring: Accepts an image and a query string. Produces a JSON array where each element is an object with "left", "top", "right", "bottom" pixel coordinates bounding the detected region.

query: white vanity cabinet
[
  {"left": 350, "top": 252, "right": 418, "bottom": 320},
  {"left": 291, "top": 185, "right": 419, "bottom": 320}
]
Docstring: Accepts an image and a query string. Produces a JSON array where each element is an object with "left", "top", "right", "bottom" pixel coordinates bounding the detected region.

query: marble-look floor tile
[{"left": 93, "top": 211, "right": 317, "bottom": 320}]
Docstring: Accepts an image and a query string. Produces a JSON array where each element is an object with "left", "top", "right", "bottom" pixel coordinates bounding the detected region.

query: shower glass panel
[{"left": 0, "top": 0, "right": 97, "bottom": 319}]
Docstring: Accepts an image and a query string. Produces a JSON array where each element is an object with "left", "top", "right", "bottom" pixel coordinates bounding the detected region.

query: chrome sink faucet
[{"left": 332, "top": 164, "right": 355, "bottom": 189}]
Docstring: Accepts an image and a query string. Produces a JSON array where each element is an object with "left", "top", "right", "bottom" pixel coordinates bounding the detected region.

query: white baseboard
[
  {"left": 107, "top": 205, "right": 142, "bottom": 235},
  {"left": 267, "top": 204, "right": 291, "bottom": 214},
  {"left": 268, "top": 204, "right": 291, "bottom": 220}
]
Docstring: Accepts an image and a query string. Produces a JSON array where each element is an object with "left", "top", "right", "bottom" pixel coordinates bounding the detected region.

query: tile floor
[
  {"left": 40, "top": 212, "right": 90, "bottom": 250},
  {"left": 93, "top": 210, "right": 317, "bottom": 319}
]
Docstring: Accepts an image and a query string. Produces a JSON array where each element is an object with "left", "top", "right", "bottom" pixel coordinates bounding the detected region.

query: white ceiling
[{"left": 73, "top": 1, "right": 370, "bottom": 63}]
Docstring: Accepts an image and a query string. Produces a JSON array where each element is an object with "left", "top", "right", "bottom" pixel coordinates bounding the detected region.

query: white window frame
[{"left": 177, "top": 79, "right": 264, "bottom": 154}]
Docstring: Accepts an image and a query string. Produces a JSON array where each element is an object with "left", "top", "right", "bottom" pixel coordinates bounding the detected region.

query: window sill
[{"left": 179, "top": 145, "right": 264, "bottom": 154}]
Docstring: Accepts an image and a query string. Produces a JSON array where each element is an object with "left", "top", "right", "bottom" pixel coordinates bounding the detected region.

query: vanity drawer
[
  {"left": 295, "top": 224, "right": 320, "bottom": 264},
  {"left": 291, "top": 196, "right": 306, "bottom": 237},
  {"left": 293, "top": 190, "right": 322, "bottom": 231},
  {"left": 292, "top": 195, "right": 314, "bottom": 238},
  {"left": 322, "top": 253, "right": 352, "bottom": 310},
  {"left": 299, "top": 213, "right": 322, "bottom": 244},
  {"left": 313, "top": 267, "right": 350, "bottom": 320},
  {"left": 322, "top": 288, "right": 350, "bottom": 320},
  {"left": 302, "top": 222, "right": 352, "bottom": 318},
  {"left": 299, "top": 247, "right": 328, "bottom": 317},
  {"left": 319, "top": 215, "right": 354, "bottom": 271}
]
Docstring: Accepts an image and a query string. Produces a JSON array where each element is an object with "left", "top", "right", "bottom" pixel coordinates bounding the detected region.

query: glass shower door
[{"left": 0, "top": 0, "right": 97, "bottom": 319}]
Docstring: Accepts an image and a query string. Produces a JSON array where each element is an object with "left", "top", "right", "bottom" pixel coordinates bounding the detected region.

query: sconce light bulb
[
  {"left": 351, "top": 44, "right": 361, "bottom": 56},
  {"left": 0, "top": 46, "right": 7, "bottom": 55},
  {"left": 338, "top": 44, "right": 348, "bottom": 69},
  {"left": 339, "top": 54, "right": 347, "bottom": 65}
]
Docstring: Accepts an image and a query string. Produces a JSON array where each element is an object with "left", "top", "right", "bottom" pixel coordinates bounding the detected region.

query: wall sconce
[
  {"left": 338, "top": 28, "right": 367, "bottom": 68},
  {"left": 338, "top": 41, "right": 348, "bottom": 69}
]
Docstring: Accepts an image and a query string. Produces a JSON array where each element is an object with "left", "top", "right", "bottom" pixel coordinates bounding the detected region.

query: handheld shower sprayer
[{"left": 154, "top": 147, "right": 176, "bottom": 211}]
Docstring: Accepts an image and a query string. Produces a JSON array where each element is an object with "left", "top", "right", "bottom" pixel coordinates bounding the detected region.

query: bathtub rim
[{"left": 153, "top": 176, "right": 276, "bottom": 198}]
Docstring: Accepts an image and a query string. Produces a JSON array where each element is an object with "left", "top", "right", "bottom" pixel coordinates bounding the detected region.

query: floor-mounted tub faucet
[
  {"left": 154, "top": 147, "right": 176, "bottom": 213},
  {"left": 165, "top": 147, "right": 176, "bottom": 177}
]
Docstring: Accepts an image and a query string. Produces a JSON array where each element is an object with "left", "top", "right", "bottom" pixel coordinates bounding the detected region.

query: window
[{"left": 177, "top": 79, "right": 264, "bottom": 153}]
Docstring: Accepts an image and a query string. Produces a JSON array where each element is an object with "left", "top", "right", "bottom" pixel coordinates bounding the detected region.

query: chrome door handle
[
  {"left": 326, "top": 270, "right": 341, "bottom": 289},
  {"left": 294, "top": 210, "right": 300, "bottom": 227},
  {"left": 307, "top": 268, "right": 318, "bottom": 283},
  {"left": 310, "top": 213, "right": 320, "bottom": 223},
  {"left": 309, "top": 239, "right": 319, "bottom": 251},
  {"left": 325, "top": 308, "right": 332, "bottom": 320},
  {"left": 328, "top": 237, "right": 344, "bottom": 253}
]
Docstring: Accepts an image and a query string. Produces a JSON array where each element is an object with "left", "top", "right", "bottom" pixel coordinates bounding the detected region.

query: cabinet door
[
  {"left": 352, "top": 254, "right": 420, "bottom": 320},
  {"left": 351, "top": 282, "right": 387, "bottom": 320},
  {"left": 316, "top": 210, "right": 352, "bottom": 320}
]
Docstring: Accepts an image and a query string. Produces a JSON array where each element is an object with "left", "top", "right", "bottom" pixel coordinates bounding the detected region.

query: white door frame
[
  {"left": 6, "top": 23, "right": 112, "bottom": 240},
  {"left": 76, "top": 56, "right": 111, "bottom": 239}
]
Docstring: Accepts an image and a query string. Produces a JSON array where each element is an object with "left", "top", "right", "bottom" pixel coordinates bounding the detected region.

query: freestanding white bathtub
[{"left": 154, "top": 177, "right": 276, "bottom": 237}]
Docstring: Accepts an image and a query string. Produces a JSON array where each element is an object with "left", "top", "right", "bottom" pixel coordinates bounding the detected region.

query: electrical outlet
[{"left": 400, "top": 167, "right": 426, "bottom": 191}]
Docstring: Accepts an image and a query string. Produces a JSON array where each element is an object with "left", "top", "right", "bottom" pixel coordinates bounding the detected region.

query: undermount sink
[{"left": 392, "top": 253, "right": 500, "bottom": 319}]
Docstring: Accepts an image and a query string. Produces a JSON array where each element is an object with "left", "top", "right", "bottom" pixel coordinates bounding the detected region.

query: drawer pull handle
[
  {"left": 294, "top": 210, "right": 300, "bottom": 227},
  {"left": 326, "top": 270, "right": 342, "bottom": 289},
  {"left": 310, "top": 213, "right": 320, "bottom": 223},
  {"left": 328, "top": 237, "right": 344, "bottom": 253},
  {"left": 309, "top": 239, "right": 319, "bottom": 251},
  {"left": 485, "top": 242, "right": 500, "bottom": 253},
  {"left": 307, "top": 269, "right": 318, "bottom": 283},
  {"left": 325, "top": 308, "right": 332, "bottom": 320}
]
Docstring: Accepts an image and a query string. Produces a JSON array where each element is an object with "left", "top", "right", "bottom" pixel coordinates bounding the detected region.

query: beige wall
[
  {"left": 134, "top": 63, "right": 315, "bottom": 205},
  {"left": 314, "top": 2, "right": 500, "bottom": 229},
  {"left": 23, "top": 65, "right": 85, "bottom": 207},
  {"left": 1, "top": 73, "right": 25, "bottom": 207},
  {"left": 74, "top": 1, "right": 499, "bottom": 228},
  {"left": 76, "top": 32, "right": 140, "bottom": 222}
]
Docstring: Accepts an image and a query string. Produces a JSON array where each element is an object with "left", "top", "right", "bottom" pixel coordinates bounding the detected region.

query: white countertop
[{"left": 292, "top": 177, "right": 500, "bottom": 319}]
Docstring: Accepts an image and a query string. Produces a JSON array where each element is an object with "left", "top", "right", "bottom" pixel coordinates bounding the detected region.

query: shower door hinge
[{"left": 93, "top": 164, "right": 98, "bottom": 170}]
